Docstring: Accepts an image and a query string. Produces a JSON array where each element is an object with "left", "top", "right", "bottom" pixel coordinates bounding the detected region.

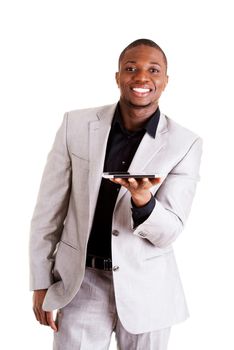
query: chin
[{"left": 128, "top": 101, "right": 152, "bottom": 109}]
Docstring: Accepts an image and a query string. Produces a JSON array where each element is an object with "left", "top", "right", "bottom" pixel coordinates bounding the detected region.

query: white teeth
[{"left": 132, "top": 88, "right": 150, "bottom": 93}]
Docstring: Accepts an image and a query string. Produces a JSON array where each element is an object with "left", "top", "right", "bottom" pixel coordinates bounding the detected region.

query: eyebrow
[
  {"left": 123, "top": 60, "right": 161, "bottom": 66},
  {"left": 149, "top": 61, "right": 161, "bottom": 66}
]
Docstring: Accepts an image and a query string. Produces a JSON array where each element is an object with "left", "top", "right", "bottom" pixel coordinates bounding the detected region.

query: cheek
[
  {"left": 119, "top": 82, "right": 129, "bottom": 93},
  {"left": 155, "top": 79, "right": 167, "bottom": 91}
]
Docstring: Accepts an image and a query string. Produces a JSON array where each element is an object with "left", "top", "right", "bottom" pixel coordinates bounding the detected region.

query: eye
[
  {"left": 125, "top": 66, "right": 137, "bottom": 72},
  {"left": 149, "top": 67, "right": 160, "bottom": 73}
]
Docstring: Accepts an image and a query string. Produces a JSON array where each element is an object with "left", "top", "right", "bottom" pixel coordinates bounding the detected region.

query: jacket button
[
  {"left": 138, "top": 231, "right": 147, "bottom": 238},
  {"left": 112, "top": 230, "right": 119, "bottom": 236},
  {"left": 113, "top": 266, "right": 119, "bottom": 271}
]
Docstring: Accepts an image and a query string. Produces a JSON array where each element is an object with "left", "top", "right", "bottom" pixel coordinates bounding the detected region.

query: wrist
[{"left": 131, "top": 191, "right": 152, "bottom": 208}]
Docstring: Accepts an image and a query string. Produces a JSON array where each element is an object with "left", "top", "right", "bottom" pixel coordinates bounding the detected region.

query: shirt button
[
  {"left": 138, "top": 231, "right": 147, "bottom": 238},
  {"left": 122, "top": 161, "right": 126, "bottom": 165},
  {"left": 113, "top": 266, "right": 119, "bottom": 271},
  {"left": 112, "top": 230, "right": 119, "bottom": 236}
]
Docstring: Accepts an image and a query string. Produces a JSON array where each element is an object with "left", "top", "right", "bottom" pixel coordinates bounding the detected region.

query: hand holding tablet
[
  {"left": 102, "top": 172, "right": 163, "bottom": 207},
  {"left": 102, "top": 172, "right": 162, "bottom": 179}
]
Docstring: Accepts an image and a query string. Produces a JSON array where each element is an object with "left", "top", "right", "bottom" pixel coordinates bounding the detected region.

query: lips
[
  {"left": 130, "top": 86, "right": 152, "bottom": 97},
  {"left": 132, "top": 87, "right": 150, "bottom": 93}
]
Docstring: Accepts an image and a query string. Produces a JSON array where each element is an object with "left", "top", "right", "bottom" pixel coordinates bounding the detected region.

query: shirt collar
[{"left": 112, "top": 102, "right": 160, "bottom": 139}]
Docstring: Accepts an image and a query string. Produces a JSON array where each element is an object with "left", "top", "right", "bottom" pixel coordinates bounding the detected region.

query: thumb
[{"left": 46, "top": 311, "right": 58, "bottom": 332}]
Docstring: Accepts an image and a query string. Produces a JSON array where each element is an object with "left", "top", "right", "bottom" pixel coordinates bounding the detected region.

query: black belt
[{"left": 86, "top": 255, "right": 112, "bottom": 271}]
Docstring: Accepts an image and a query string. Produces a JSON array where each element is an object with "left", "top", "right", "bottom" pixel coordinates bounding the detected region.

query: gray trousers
[{"left": 53, "top": 268, "right": 170, "bottom": 350}]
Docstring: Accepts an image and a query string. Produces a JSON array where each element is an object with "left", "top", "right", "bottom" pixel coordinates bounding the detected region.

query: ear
[
  {"left": 115, "top": 72, "right": 120, "bottom": 88},
  {"left": 163, "top": 75, "right": 169, "bottom": 91}
]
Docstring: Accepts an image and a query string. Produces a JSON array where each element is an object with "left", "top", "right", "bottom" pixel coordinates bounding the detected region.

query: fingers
[
  {"left": 112, "top": 177, "right": 142, "bottom": 190},
  {"left": 33, "top": 305, "right": 40, "bottom": 322},
  {"left": 33, "top": 289, "right": 57, "bottom": 331},
  {"left": 127, "top": 177, "right": 159, "bottom": 191},
  {"left": 110, "top": 178, "right": 129, "bottom": 187},
  {"left": 46, "top": 311, "right": 58, "bottom": 332},
  {"left": 110, "top": 177, "right": 161, "bottom": 190},
  {"left": 111, "top": 177, "right": 148, "bottom": 189},
  {"left": 33, "top": 291, "right": 46, "bottom": 325},
  {"left": 139, "top": 177, "right": 161, "bottom": 187},
  {"left": 150, "top": 177, "right": 161, "bottom": 185},
  {"left": 33, "top": 307, "right": 57, "bottom": 332},
  {"left": 127, "top": 177, "right": 140, "bottom": 189},
  {"left": 111, "top": 177, "right": 141, "bottom": 190},
  {"left": 33, "top": 306, "right": 48, "bottom": 326}
]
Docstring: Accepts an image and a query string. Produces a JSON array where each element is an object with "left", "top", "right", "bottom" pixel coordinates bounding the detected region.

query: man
[{"left": 30, "top": 39, "right": 202, "bottom": 350}]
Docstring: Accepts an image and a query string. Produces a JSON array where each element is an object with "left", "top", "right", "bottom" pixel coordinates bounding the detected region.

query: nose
[{"left": 133, "top": 69, "right": 149, "bottom": 83}]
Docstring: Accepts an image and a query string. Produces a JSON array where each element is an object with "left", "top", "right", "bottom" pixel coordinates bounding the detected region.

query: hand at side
[{"left": 33, "top": 289, "right": 58, "bottom": 332}]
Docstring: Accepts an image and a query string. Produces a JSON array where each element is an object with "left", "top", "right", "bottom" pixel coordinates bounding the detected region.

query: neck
[{"left": 118, "top": 100, "right": 158, "bottom": 131}]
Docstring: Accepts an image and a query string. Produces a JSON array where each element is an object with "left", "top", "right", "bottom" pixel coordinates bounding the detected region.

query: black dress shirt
[{"left": 86, "top": 103, "right": 160, "bottom": 259}]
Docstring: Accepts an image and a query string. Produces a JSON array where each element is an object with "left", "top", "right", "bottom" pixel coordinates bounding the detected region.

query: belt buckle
[{"left": 104, "top": 258, "right": 112, "bottom": 271}]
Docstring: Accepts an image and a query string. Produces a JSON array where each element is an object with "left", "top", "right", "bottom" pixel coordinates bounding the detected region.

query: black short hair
[{"left": 118, "top": 38, "right": 167, "bottom": 72}]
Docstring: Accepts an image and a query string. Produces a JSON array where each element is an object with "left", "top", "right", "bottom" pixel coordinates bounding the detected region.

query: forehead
[{"left": 121, "top": 45, "right": 165, "bottom": 66}]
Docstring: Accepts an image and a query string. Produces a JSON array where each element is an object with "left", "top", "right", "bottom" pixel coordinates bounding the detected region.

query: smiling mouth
[
  {"left": 131, "top": 87, "right": 152, "bottom": 96},
  {"left": 132, "top": 87, "right": 150, "bottom": 93}
]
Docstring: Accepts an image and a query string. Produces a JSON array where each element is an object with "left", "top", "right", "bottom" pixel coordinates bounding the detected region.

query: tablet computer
[{"left": 102, "top": 172, "right": 162, "bottom": 179}]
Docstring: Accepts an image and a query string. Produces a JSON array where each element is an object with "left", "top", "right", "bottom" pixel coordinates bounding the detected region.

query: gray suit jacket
[{"left": 29, "top": 103, "right": 202, "bottom": 333}]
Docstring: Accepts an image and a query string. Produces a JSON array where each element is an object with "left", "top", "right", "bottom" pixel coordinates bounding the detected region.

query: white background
[{"left": 1, "top": 0, "right": 234, "bottom": 349}]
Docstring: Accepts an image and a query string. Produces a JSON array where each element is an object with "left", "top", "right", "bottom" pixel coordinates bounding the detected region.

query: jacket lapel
[{"left": 88, "top": 104, "right": 117, "bottom": 231}]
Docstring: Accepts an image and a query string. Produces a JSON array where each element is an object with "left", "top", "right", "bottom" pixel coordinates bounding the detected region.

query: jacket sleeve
[
  {"left": 132, "top": 137, "right": 203, "bottom": 248},
  {"left": 29, "top": 113, "right": 72, "bottom": 290}
]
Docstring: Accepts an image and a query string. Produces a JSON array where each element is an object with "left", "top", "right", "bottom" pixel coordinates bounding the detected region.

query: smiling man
[
  {"left": 30, "top": 39, "right": 202, "bottom": 350},
  {"left": 116, "top": 44, "right": 168, "bottom": 121}
]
